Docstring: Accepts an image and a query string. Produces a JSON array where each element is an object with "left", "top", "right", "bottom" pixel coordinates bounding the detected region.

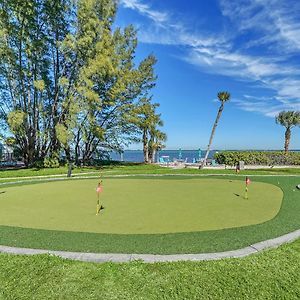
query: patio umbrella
[{"left": 198, "top": 148, "right": 202, "bottom": 160}]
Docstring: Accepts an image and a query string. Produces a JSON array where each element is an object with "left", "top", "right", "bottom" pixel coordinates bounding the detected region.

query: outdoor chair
[{"left": 211, "top": 159, "right": 218, "bottom": 167}]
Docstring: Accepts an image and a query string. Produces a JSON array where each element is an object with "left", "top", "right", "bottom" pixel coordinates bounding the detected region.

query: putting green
[{"left": 0, "top": 178, "right": 283, "bottom": 234}]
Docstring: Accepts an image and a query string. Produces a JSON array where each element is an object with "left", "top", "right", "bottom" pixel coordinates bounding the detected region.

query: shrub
[
  {"left": 214, "top": 151, "right": 300, "bottom": 166},
  {"left": 43, "top": 157, "right": 60, "bottom": 168},
  {"left": 31, "top": 159, "right": 44, "bottom": 169}
]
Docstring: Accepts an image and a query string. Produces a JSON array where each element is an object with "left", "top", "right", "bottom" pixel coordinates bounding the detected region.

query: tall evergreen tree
[
  {"left": 0, "top": 0, "right": 162, "bottom": 166},
  {"left": 59, "top": 0, "right": 157, "bottom": 164},
  {"left": 0, "top": 0, "right": 71, "bottom": 165},
  {"left": 133, "top": 98, "right": 165, "bottom": 163},
  {"left": 148, "top": 128, "right": 167, "bottom": 163}
]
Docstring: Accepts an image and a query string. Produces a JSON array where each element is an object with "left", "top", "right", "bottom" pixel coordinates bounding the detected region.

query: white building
[{"left": 0, "top": 143, "right": 14, "bottom": 161}]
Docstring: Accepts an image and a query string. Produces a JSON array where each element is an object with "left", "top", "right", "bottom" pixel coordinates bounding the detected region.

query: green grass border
[
  {"left": 0, "top": 175, "right": 299, "bottom": 254},
  {"left": 1, "top": 163, "right": 300, "bottom": 179}
]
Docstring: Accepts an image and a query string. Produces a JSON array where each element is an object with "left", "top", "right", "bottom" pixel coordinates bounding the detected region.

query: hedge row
[{"left": 214, "top": 151, "right": 300, "bottom": 166}]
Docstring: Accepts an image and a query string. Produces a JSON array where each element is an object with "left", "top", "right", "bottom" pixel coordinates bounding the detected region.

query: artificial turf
[
  {"left": 0, "top": 175, "right": 299, "bottom": 254},
  {"left": 0, "top": 178, "right": 282, "bottom": 234},
  {"left": 1, "top": 238, "right": 300, "bottom": 299}
]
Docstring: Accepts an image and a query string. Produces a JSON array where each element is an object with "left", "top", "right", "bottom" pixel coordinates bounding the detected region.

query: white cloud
[
  {"left": 268, "top": 79, "right": 300, "bottom": 100},
  {"left": 119, "top": 0, "right": 300, "bottom": 117},
  {"left": 220, "top": 0, "right": 300, "bottom": 52},
  {"left": 185, "top": 44, "right": 300, "bottom": 83},
  {"left": 119, "top": 0, "right": 168, "bottom": 23},
  {"left": 232, "top": 98, "right": 283, "bottom": 118},
  {"left": 233, "top": 96, "right": 300, "bottom": 118}
]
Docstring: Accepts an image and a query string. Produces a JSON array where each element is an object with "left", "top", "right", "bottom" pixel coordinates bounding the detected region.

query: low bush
[
  {"left": 43, "top": 157, "right": 60, "bottom": 168},
  {"left": 214, "top": 151, "right": 300, "bottom": 166},
  {"left": 31, "top": 158, "right": 61, "bottom": 169}
]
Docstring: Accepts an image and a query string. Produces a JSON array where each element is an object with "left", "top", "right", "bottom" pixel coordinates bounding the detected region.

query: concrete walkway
[{"left": 1, "top": 229, "right": 300, "bottom": 263}]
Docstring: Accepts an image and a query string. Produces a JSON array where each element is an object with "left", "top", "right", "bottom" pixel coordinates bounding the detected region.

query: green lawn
[
  {"left": 1, "top": 163, "right": 300, "bottom": 179},
  {"left": 0, "top": 178, "right": 282, "bottom": 234},
  {"left": 1, "top": 238, "right": 300, "bottom": 299}
]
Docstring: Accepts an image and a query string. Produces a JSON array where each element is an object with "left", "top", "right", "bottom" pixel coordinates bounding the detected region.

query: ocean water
[
  {"left": 109, "top": 149, "right": 300, "bottom": 163},
  {"left": 109, "top": 149, "right": 218, "bottom": 163}
]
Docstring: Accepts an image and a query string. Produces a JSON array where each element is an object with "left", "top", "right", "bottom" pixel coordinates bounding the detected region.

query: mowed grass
[
  {"left": 0, "top": 178, "right": 282, "bottom": 234},
  {"left": 1, "top": 163, "right": 300, "bottom": 179},
  {"left": 1, "top": 239, "right": 300, "bottom": 299}
]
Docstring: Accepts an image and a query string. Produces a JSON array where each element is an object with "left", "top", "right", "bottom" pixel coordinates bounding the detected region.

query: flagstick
[
  {"left": 245, "top": 176, "right": 250, "bottom": 199},
  {"left": 97, "top": 174, "right": 102, "bottom": 215},
  {"left": 96, "top": 194, "right": 100, "bottom": 215},
  {"left": 96, "top": 178, "right": 103, "bottom": 215},
  {"left": 245, "top": 185, "right": 248, "bottom": 199}
]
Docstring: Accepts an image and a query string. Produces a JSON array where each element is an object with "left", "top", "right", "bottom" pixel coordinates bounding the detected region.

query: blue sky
[{"left": 117, "top": 0, "right": 300, "bottom": 150}]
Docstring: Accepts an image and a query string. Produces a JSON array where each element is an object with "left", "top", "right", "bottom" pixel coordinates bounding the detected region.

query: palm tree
[
  {"left": 200, "top": 91, "right": 230, "bottom": 169},
  {"left": 275, "top": 111, "right": 300, "bottom": 153},
  {"left": 148, "top": 128, "right": 167, "bottom": 163},
  {"left": 134, "top": 98, "right": 166, "bottom": 163}
]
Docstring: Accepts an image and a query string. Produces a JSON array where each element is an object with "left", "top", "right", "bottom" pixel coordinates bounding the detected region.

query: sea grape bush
[{"left": 214, "top": 151, "right": 300, "bottom": 166}]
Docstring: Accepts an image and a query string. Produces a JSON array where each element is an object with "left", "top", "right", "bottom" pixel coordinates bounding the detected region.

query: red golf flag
[{"left": 246, "top": 177, "right": 251, "bottom": 185}]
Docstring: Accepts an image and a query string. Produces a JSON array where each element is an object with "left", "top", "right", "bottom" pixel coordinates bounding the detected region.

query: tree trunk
[
  {"left": 284, "top": 127, "right": 291, "bottom": 153},
  {"left": 148, "top": 142, "right": 153, "bottom": 163},
  {"left": 152, "top": 148, "right": 157, "bottom": 163},
  {"left": 200, "top": 103, "right": 224, "bottom": 169},
  {"left": 67, "top": 162, "right": 72, "bottom": 177},
  {"left": 65, "top": 147, "right": 72, "bottom": 177},
  {"left": 74, "top": 130, "right": 81, "bottom": 165},
  {"left": 143, "top": 129, "right": 149, "bottom": 163}
]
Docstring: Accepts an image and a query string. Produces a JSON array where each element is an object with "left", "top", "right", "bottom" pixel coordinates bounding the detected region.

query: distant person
[{"left": 235, "top": 163, "right": 240, "bottom": 174}]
